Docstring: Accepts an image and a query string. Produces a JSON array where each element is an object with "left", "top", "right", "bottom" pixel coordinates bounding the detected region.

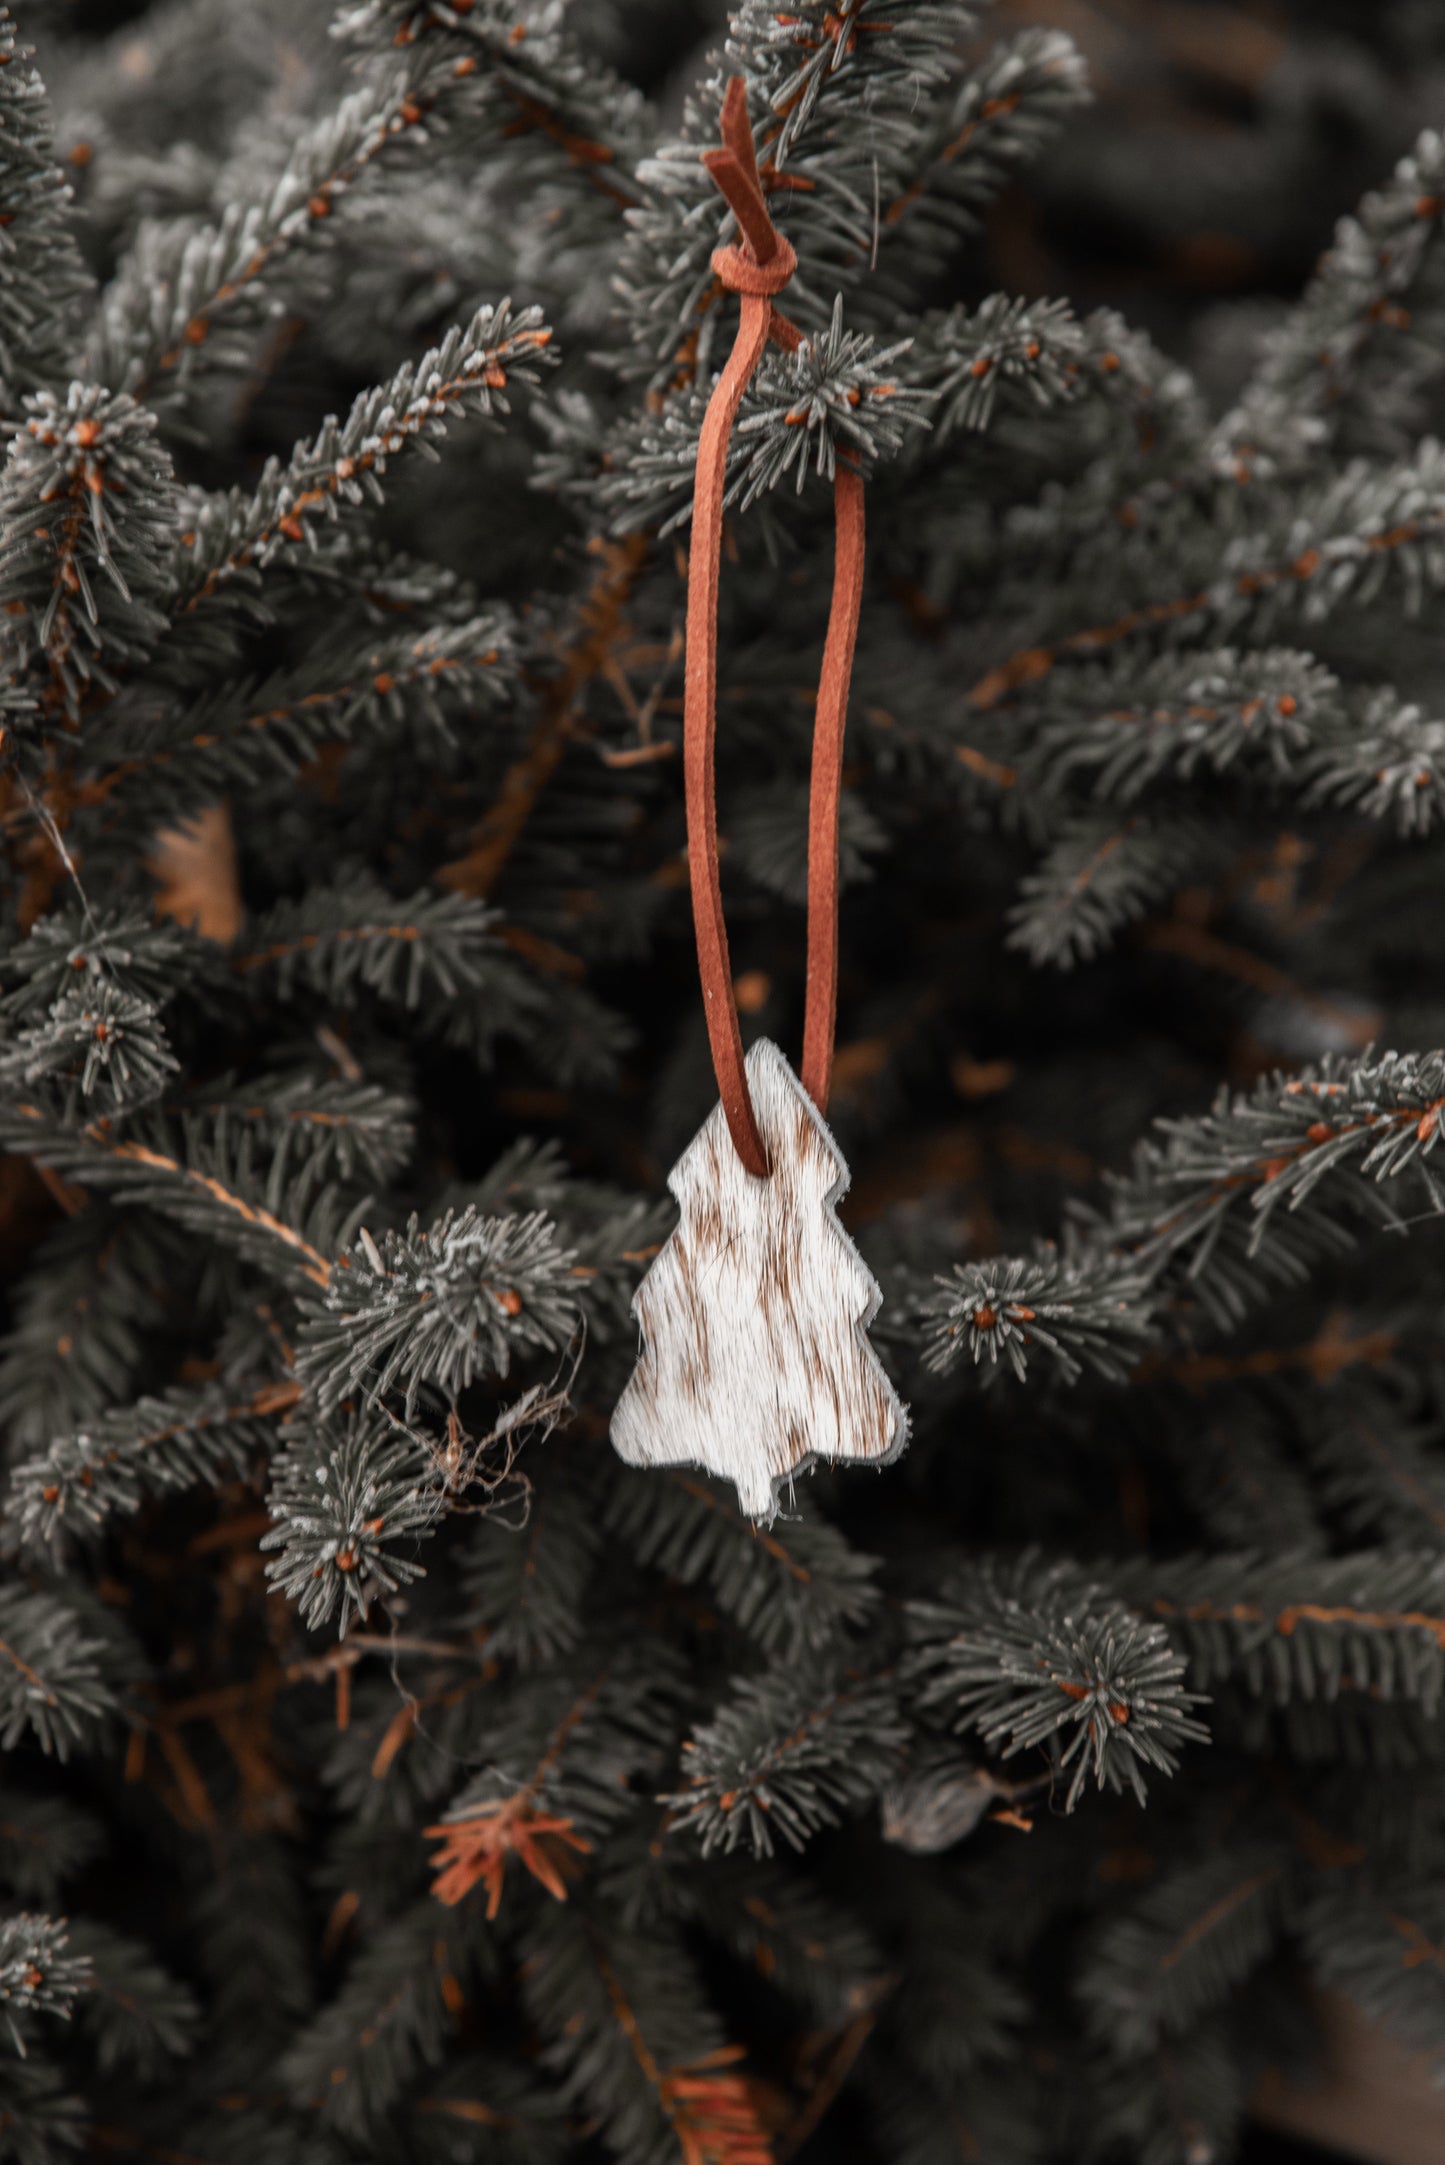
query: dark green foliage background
[{"left": 5, "top": 3, "right": 1445, "bottom": 2161}]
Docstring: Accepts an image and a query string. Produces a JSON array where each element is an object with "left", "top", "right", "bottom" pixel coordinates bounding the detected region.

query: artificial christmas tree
[{"left": 6, "top": 2, "right": 1445, "bottom": 2161}]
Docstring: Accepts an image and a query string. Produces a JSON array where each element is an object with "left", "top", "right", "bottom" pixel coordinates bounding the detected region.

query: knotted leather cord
[{"left": 686, "top": 76, "right": 866, "bottom": 1179}]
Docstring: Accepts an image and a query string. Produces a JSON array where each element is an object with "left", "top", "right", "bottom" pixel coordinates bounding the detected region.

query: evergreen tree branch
[
  {"left": 429, "top": 1652, "right": 685, "bottom": 1909},
  {"left": 1132, "top": 1550, "right": 1445, "bottom": 1715},
  {"left": 1304, "top": 687, "right": 1445, "bottom": 834},
  {"left": 874, "top": 28, "right": 1090, "bottom": 279},
  {"left": 278, "top": 1902, "right": 468, "bottom": 2137},
  {"left": 0, "top": 386, "right": 178, "bottom": 725},
  {"left": 0, "top": 982, "right": 178, "bottom": 1114},
  {"left": 0, "top": 1789, "right": 103, "bottom": 1910},
  {"left": 64, "top": 1918, "right": 198, "bottom": 2080},
  {"left": 0, "top": 11, "right": 91, "bottom": 412},
  {"left": 235, "top": 876, "right": 530, "bottom": 1026},
  {"left": 665, "top": 1657, "right": 907, "bottom": 1858},
  {"left": 1006, "top": 811, "right": 1214, "bottom": 970},
  {"left": 76, "top": 611, "right": 519, "bottom": 824},
  {"left": 1089, "top": 2018, "right": 1246, "bottom": 2165},
  {"left": 587, "top": 302, "right": 931, "bottom": 536},
  {"left": 1298, "top": 1873, "right": 1445, "bottom": 2066},
  {"left": 1101, "top": 1049, "right": 1445, "bottom": 1324},
  {"left": 1303, "top": 1380, "right": 1445, "bottom": 1545},
  {"left": 0, "top": 909, "right": 206, "bottom": 1024},
  {"left": 87, "top": 55, "right": 497, "bottom": 404},
  {"left": 1016, "top": 647, "right": 1333, "bottom": 802},
  {"left": 1006, "top": 645, "right": 1445, "bottom": 837},
  {"left": 173, "top": 301, "right": 555, "bottom": 610},
  {"left": 294, "top": 1206, "right": 578, "bottom": 1416},
  {"left": 967, "top": 441, "right": 1445, "bottom": 712},
  {"left": 459, "top": 1460, "right": 606, "bottom": 1670},
  {"left": 0, "top": 1585, "right": 124, "bottom": 1758},
  {"left": 337, "top": 0, "right": 651, "bottom": 202},
  {"left": 438, "top": 532, "right": 649, "bottom": 899},
  {"left": 0, "top": 1101, "right": 353, "bottom": 1291},
  {"left": 906, "top": 1555, "right": 1209, "bottom": 1810},
  {"left": 604, "top": 1467, "right": 882, "bottom": 1659},
  {"left": 1218, "top": 129, "right": 1445, "bottom": 472},
  {"left": 910, "top": 300, "right": 1188, "bottom": 451},
  {"left": 172, "top": 1074, "right": 414, "bottom": 1188},
  {"left": 915, "top": 1244, "right": 1154, "bottom": 1385},
  {"left": 261, "top": 1413, "right": 442, "bottom": 1635},
  {"left": 1076, "top": 1847, "right": 1287, "bottom": 2058},
  {"left": 0, "top": 1914, "right": 90, "bottom": 2052},
  {"left": 0, "top": 2057, "right": 86, "bottom": 2153},
  {"left": 522, "top": 1905, "right": 770, "bottom": 2165},
  {"left": 9, "top": 1375, "right": 300, "bottom": 1554},
  {"left": 681, "top": 1856, "right": 887, "bottom": 2029},
  {"left": 0, "top": 1209, "right": 182, "bottom": 1453}
]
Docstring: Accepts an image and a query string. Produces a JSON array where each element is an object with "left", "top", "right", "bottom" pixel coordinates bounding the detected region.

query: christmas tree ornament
[
  {"left": 612, "top": 1036, "right": 905, "bottom": 1520},
  {"left": 612, "top": 79, "right": 907, "bottom": 1520}
]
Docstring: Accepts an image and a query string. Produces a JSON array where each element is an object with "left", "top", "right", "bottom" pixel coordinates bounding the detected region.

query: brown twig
[{"left": 439, "top": 534, "right": 649, "bottom": 898}]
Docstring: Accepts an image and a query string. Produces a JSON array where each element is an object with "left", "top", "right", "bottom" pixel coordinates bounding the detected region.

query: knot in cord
[
  {"left": 702, "top": 78, "right": 802, "bottom": 342},
  {"left": 710, "top": 235, "right": 797, "bottom": 299},
  {"left": 682, "top": 77, "right": 868, "bottom": 1179}
]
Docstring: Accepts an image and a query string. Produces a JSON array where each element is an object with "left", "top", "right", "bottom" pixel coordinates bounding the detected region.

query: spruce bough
[{"left": 4, "top": 3, "right": 1445, "bottom": 2159}]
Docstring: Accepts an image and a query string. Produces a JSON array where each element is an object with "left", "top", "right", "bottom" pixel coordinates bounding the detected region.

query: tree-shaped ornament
[
  {"left": 612, "top": 1039, "right": 907, "bottom": 1520},
  {"left": 610, "top": 82, "right": 909, "bottom": 1521}
]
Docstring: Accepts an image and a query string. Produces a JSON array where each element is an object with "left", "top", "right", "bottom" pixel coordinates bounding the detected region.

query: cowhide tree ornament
[
  {"left": 609, "top": 80, "right": 908, "bottom": 1522},
  {"left": 612, "top": 1039, "right": 906, "bottom": 1521}
]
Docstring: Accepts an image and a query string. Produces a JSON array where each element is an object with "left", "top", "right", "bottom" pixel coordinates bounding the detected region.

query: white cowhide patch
[{"left": 611, "top": 1037, "right": 908, "bottom": 1521}]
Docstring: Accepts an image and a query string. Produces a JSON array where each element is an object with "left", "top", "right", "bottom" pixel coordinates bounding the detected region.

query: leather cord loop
[
  {"left": 710, "top": 237, "right": 797, "bottom": 297},
  {"left": 685, "top": 77, "right": 867, "bottom": 1179}
]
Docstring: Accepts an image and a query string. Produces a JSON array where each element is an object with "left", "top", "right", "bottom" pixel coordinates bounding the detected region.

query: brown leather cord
[
  {"left": 686, "top": 77, "right": 867, "bottom": 1177},
  {"left": 800, "top": 454, "right": 863, "bottom": 1120}
]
